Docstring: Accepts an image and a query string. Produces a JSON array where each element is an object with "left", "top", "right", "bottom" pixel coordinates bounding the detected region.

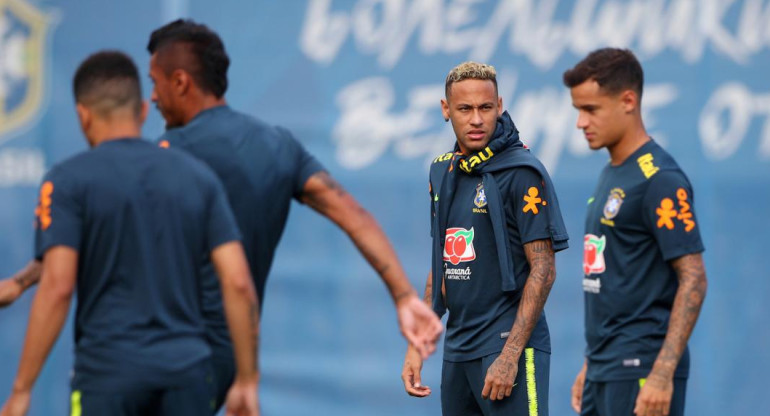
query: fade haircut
[
  {"left": 147, "top": 19, "right": 230, "bottom": 98},
  {"left": 445, "top": 61, "right": 498, "bottom": 99},
  {"left": 562, "top": 48, "right": 644, "bottom": 98},
  {"left": 73, "top": 50, "right": 142, "bottom": 118}
]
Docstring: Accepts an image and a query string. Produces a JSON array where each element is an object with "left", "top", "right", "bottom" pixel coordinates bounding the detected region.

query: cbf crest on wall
[{"left": 0, "top": 0, "right": 52, "bottom": 140}]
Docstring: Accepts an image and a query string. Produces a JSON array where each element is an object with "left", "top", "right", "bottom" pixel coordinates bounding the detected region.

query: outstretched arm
[
  {"left": 0, "top": 260, "right": 42, "bottom": 308},
  {"left": 1, "top": 248, "right": 76, "bottom": 416},
  {"left": 482, "top": 239, "right": 556, "bottom": 401},
  {"left": 634, "top": 253, "right": 707, "bottom": 416},
  {"left": 301, "top": 171, "right": 443, "bottom": 359}
]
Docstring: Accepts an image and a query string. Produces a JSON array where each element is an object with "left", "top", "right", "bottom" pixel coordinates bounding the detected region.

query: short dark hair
[
  {"left": 147, "top": 19, "right": 230, "bottom": 98},
  {"left": 73, "top": 50, "right": 142, "bottom": 117},
  {"left": 562, "top": 48, "right": 644, "bottom": 98}
]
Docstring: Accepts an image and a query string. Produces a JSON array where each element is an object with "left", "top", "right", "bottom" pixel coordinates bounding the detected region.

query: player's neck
[
  {"left": 88, "top": 120, "right": 142, "bottom": 147},
  {"left": 183, "top": 94, "right": 227, "bottom": 125},
  {"left": 607, "top": 124, "right": 650, "bottom": 166}
]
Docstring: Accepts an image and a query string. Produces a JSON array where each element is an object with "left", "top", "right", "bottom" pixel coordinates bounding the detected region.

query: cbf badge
[
  {"left": 474, "top": 182, "right": 487, "bottom": 208},
  {"left": 603, "top": 188, "right": 625, "bottom": 220},
  {"left": 0, "top": 0, "right": 54, "bottom": 140}
]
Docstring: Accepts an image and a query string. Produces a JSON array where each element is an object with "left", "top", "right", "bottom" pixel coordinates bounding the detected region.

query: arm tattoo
[
  {"left": 501, "top": 239, "right": 555, "bottom": 360},
  {"left": 13, "top": 261, "right": 42, "bottom": 289},
  {"left": 302, "top": 171, "right": 347, "bottom": 212},
  {"left": 651, "top": 253, "right": 707, "bottom": 379}
]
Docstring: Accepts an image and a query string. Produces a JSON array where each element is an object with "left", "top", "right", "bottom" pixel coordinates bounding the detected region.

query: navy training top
[
  {"left": 158, "top": 105, "right": 325, "bottom": 349},
  {"left": 583, "top": 140, "right": 704, "bottom": 381},
  {"left": 437, "top": 163, "right": 554, "bottom": 361},
  {"left": 34, "top": 138, "right": 240, "bottom": 391}
]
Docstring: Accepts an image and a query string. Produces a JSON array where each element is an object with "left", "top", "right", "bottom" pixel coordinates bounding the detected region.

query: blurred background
[{"left": 0, "top": 0, "right": 768, "bottom": 414}]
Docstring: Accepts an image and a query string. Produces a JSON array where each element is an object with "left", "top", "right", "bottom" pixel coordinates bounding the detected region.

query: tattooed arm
[
  {"left": 0, "top": 260, "right": 42, "bottom": 308},
  {"left": 634, "top": 253, "right": 707, "bottom": 416},
  {"left": 211, "top": 241, "right": 260, "bottom": 415},
  {"left": 301, "top": 172, "right": 443, "bottom": 358},
  {"left": 482, "top": 239, "right": 556, "bottom": 401}
]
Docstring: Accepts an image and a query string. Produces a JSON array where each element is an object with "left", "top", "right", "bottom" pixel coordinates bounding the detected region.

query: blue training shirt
[
  {"left": 583, "top": 139, "right": 704, "bottom": 381},
  {"left": 157, "top": 105, "right": 325, "bottom": 349},
  {"left": 34, "top": 138, "right": 241, "bottom": 391},
  {"left": 438, "top": 163, "right": 554, "bottom": 361}
]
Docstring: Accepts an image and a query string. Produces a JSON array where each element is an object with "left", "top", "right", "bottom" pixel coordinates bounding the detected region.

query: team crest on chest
[
  {"left": 474, "top": 183, "right": 487, "bottom": 208},
  {"left": 602, "top": 188, "right": 625, "bottom": 221}
]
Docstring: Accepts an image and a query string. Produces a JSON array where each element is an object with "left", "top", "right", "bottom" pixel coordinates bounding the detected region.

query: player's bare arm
[
  {"left": 482, "top": 239, "right": 555, "bottom": 401},
  {"left": 0, "top": 260, "right": 41, "bottom": 308},
  {"left": 1, "top": 247, "right": 77, "bottom": 416},
  {"left": 301, "top": 171, "right": 443, "bottom": 359},
  {"left": 211, "top": 241, "right": 260, "bottom": 415},
  {"left": 401, "top": 272, "right": 435, "bottom": 398},
  {"left": 635, "top": 253, "right": 707, "bottom": 416}
]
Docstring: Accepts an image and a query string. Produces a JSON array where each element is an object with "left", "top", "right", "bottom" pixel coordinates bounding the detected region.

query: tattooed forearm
[
  {"left": 13, "top": 261, "right": 42, "bottom": 290},
  {"left": 501, "top": 239, "right": 555, "bottom": 360},
  {"left": 651, "top": 253, "right": 707, "bottom": 379}
]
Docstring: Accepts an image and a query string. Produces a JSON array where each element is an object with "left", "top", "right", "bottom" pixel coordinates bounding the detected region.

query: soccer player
[
  {"left": 563, "top": 48, "right": 708, "bottom": 416},
  {"left": 0, "top": 51, "right": 258, "bottom": 416},
  {"left": 145, "top": 19, "right": 442, "bottom": 408},
  {"left": 401, "top": 62, "right": 569, "bottom": 416}
]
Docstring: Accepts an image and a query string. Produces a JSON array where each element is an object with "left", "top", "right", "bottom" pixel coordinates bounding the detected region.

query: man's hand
[
  {"left": 0, "top": 278, "right": 23, "bottom": 308},
  {"left": 0, "top": 390, "right": 31, "bottom": 416},
  {"left": 634, "top": 374, "right": 673, "bottom": 416},
  {"left": 224, "top": 378, "right": 259, "bottom": 416},
  {"left": 571, "top": 362, "right": 587, "bottom": 413},
  {"left": 401, "top": 345, "right": 431, "bottom": 397},
  {"left": 481, "top": 352, "right": 518, "bottom": 401},
  {"left": 396, "top": 293, "right": 443, "bottom": 360}
]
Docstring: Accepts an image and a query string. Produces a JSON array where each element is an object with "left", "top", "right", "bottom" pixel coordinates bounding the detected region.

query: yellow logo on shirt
[
  {"left": 522, "top": 187, "right": 546, "bottom": 214},
  {"left": 637, "top": 153, "right": 660, "bottom": 179},
  {"left": 655, "top": 188, "right": 696, "bottom": 232}
]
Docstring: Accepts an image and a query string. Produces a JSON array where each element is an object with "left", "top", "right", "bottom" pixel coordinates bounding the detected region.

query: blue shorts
[
  {"left": 441, "top": 348, "right": 550, "bottom": 416},
  {"left": 581, "top": 378, "right": 687, "bottom": 416},
  {"left": 70, "top": 362, "right": 216, "bottom": 416}
]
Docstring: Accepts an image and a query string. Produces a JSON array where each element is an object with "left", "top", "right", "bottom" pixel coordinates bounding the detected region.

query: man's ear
[
  {"left": 620, "top": 89, "right": 638, "bottom": 113},
  {"left": 172, "top": 69, "right": 191, "bottom": 96},
  {"left": 441, "top": 98, "right": 450, "bottom": 122}
]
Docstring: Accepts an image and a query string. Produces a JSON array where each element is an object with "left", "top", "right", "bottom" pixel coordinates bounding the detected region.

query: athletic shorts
[
  {"left": 69, "top": 362, "right": 216, "bottom": 416},
  {"left": 581, "top": 377, "right": 687, "bottom": 416},
  {"left": 441, "top": 348, "right": 550, "bottom": 416}
]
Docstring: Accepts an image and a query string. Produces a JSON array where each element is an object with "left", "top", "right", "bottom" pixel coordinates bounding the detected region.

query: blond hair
[{"left": 445, "top": 61, "right": 497, "bottom": 98}]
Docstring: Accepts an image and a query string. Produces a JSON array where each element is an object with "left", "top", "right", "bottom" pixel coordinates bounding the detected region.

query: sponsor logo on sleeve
[
  {"left": 34, "top": 180, "right": 53, "bottom": 230},
  {"left": 656, "top": 188, "right": 696, "bottom": 232},
  {"left": 522, "top": 186, "right": 546, "bottom": 214}
]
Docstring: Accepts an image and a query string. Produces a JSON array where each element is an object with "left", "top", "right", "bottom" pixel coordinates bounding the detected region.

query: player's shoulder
[
  {"left": 630, "top": 140, "right": 688, "bottom": 182},
  {"left": 45, "top": 148, "right": 101, "bottom": 184}
]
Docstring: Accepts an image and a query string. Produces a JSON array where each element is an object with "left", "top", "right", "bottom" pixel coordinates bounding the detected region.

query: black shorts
[
  {"left": 441, "top": 348, "right": 550, "bottom": 416},
  {"left": 581, "top": 378, "right": 687, "bottom": 416}
]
